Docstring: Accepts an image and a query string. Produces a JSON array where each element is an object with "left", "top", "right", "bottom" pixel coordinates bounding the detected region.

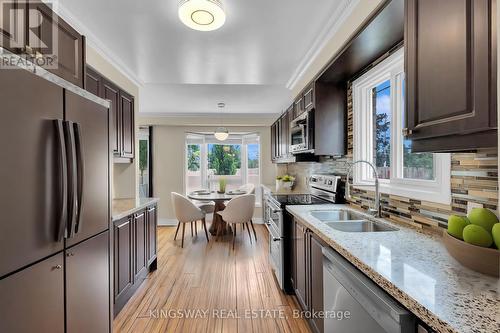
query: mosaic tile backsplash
[{"left": 277, "top": 85, "right": 498, "bottom": 234}]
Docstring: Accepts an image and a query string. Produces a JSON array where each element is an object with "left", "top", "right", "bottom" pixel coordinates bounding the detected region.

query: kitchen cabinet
[
  {"left": 114, "top": 216, "right": 133, "bottom": 312},
  {"left": 113, "top": 204, "right": 157, "bottom": 316},
  {"left": 271, "top": 106, "right": 301, "bottom": 163},
  {"left": 405, "top": 0, "right": 497, "bottom": 152},
  {"left": 146, "top": 205, "right": 158, "bottom": 266},
  {"left": 66, "top": 231, "right": 110, "bottom": 333},
  {"left": 292, "top": 218, "right": 326, "bottom": 333},
  {"left": 293, "top": 95, "right": 305, "bottom": 119},
  {"left": 309, "top": 232, "right": 326, "bottom": 333},
  {"left": 0, "top": 253, "right": 64, "bottom": 333},
  {"left": 0, "top": 0, "right": 85, "bottom": 87},
  {"left": 293, "top": 218, "right": 308, "bottom": 311},
  {"left": 303, "top": 83, "right": 315, "bottom": 113},
  {"left": 314, "top": 82, "right": 346, "bottom": 156},
  {"left": 134, "top": 210, "right": 147, "bottom": 281},
  {"left": 85, "top": 66, "right": 135, "bottom": 161},
  {"left": 28, "top": 1, "right": 85, "bottom": 88},
  {"left": 271, "top": 121, "right": 277, "bottom": 161}
]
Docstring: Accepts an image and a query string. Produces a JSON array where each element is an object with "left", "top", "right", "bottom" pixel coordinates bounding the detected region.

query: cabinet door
[
  {"left": 28, "top": 1, "right": 84, "bottom": 87},
  {"left": 303, "top": 83, "right": 315, "bottom": 112},
  {"left": 134, "top": 211, "right": 147, "bottom": 280},
  {"left": 294, "top": 96, "right": 304, "bottom": 119},
  {"left": 146, "top": 205, "right": 157, "bottom": 265},
  {"left": 0, "top": 0, "right": 25, "bottom": 54},
  {"left": 0, "top": 253, "right": 64, "bottom": 333},
  {"left": 271, "top": 122, "right": 277, "bottom": 161},
  {"left": 294, "top": 220, "right": 308, "bottom": 310},
  {"left": 280, "top": 112, "right": 289, "bottom": 158},
  {"left": 114, "top": 217, "right": 133, "bottom": 301},
  {"left": 103, "top": 79, "right": 121, "bottom": 155},
  {"left": 85, "top": 66, "right": 102, "bottom": 97},
  {"left": 120, "top": 91, "right": 135, "bottom": 158},
  {"left": 309, "top": 233, "right": 325, "bottom": 333},
  {"left": 66, "top": 231, "right": 110, "bottom": 333},
  {"left": 405, "top": 0, "right": 496, "bottom": 150},
  {"left": 65, "top": 90, "right": 109, "bottom": 247}
]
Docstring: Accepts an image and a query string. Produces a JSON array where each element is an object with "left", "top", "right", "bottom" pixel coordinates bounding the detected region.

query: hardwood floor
[{"left": 114, "top": 224, "right": 311, "bottom": 333}]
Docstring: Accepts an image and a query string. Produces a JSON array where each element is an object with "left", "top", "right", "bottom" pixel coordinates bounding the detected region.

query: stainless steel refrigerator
[{"left": 0, "top": 68, "right": 111, "bottom": 332}]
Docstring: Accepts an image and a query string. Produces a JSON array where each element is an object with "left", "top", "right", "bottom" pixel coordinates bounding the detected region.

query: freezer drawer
[
  {"left": 0, "top": 253, "right": 64, "bottom": 333},
  {"left": 66, "top": 231, "right": 110, "bottom": 333}
]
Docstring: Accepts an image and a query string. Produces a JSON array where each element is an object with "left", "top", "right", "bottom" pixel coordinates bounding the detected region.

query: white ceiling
[{"left": 56, "top": 0, "right": 351, "bottom": 115}]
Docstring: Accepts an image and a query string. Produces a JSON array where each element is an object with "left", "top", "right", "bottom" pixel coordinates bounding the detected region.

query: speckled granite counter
[
  {"left": 112, "top": 198, "right": 159, "bottom": 221},
  {"left": 261, "top": 184, "right": 311, "bottom": 195},
  {"left": 286, "top": 204, "right": 499, "bottom": 333}
]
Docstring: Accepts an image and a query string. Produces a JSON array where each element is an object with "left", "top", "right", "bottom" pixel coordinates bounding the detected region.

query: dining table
[{"left": 187, "top": 190, "right": 248, "bottom": 236}]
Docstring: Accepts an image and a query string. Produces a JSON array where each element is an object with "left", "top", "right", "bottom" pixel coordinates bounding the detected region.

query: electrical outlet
[{"left": 467, "top": 202, "right": 483, "bottom": 215}]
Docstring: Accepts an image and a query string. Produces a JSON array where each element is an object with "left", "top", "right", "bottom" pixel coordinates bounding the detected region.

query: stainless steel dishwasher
[{"left": 323, "top": 248, "right": 416, "bottom": 333}]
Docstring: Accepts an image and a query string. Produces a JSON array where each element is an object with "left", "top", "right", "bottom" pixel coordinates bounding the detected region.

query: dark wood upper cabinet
[
  {"left": 303, "top": 83, "right": 315, "bottom": 112},
  {"left": 314, "top": 82, "right": 346, "bottom": 156},
  {"left": 85, "top": 66, "right": 135, "bottom": 161},
  {"left": 27, "top": 1, "right": 84, "bottom": 87},
  {"left": 120, "top": 90, "right": 135, "bottom": 159},
  {"left": 0, "top": 0, "right": 25, "bottom": 54},
  {"left": 270, "top": 122, "right": 277, "bottom": 161},
  {"left": 405, "top": 0, "right": 497, "bottom": 152},
  {"left": 293, "top": 95, "right": 305, "bottom": 119}
]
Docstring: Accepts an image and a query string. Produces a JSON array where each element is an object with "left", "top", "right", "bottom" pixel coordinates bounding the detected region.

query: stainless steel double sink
[{"left": 309, "top": 210, "right": 398, "bottom": 233}]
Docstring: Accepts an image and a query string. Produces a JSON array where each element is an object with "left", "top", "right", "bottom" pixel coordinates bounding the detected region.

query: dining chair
[
  {"left": 217, "top": 194, "right": 255, "bottom": 250},
  {"left": 171, "top": 192, "right": 209, "bottom": 248},
  {"left": 238, "top": 184, "right": 257, "bottom": 241}
]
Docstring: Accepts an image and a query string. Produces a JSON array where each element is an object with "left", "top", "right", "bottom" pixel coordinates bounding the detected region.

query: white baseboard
[
  {"left": 158, "top": 218, "right": 178, "bottom": 226},
  {"left": 252, "top": 217, "right": 264, "bottom": 224}
]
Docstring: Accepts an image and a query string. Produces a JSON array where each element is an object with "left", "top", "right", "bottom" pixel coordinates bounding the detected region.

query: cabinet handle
[
  {"left": 147, "top": 207, "right": 155, "bottom": 212},
  {"left": 135, "top": 213, "right": 145, "bottom": 219},
  {"left": 402, "top": 128, "right": 414, "bottom": 137},
  {"left": 53, "top": 265, "right": 62, "bottom": 270},
  {"left": 66, "top": 252, "right": 75, "bottom": 257}
]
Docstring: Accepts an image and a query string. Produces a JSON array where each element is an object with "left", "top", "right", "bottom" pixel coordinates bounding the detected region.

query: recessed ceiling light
[{"left": 178, "top": 0, "right": 226, "bottom": 32}]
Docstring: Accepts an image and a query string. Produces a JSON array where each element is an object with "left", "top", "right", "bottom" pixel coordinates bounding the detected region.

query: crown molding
[
  {"left": 49, "top": 1, "right": 144, "bottom": 87},
  {"left": 285, "top": 0, "right": 360, "bottom": 91}
]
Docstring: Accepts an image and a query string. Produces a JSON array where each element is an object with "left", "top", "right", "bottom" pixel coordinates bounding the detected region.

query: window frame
[
  {"left": 352, "top": 48, "right": 451, "bottom": 204},
  {"left": 184, "top": 133, "right": 262, "bottom": 206}
]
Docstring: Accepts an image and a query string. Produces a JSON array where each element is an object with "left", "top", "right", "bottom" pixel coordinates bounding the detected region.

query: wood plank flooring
[{"left": 114, "top": 224, "right": 311, "bottom": 333}]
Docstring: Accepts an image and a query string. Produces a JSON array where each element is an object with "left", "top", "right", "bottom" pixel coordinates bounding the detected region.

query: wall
[
  {"left": 86, "top": 45, "right": 140, "bottom": 199},
  {"left": 147, "top": 124, "right": 275, "bottom": 225},
  {"left": 278, "top": 85, "right": 499, "bottom": 234}
]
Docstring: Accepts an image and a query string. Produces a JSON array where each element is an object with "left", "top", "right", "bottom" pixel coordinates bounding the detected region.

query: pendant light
[
  {"left": 214, "top": 102, "right": 229, "bottom": 141},
  {"left": 178, "top": 0, "right": 226, "bottom": 32}
]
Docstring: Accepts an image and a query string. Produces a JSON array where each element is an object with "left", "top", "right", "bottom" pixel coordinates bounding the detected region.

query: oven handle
[
  {"left": 265, "top": 220, "right": 282, "bottom": 242},
  {"left": 265, "top": 197, "right": 282, "bottom": 213}
]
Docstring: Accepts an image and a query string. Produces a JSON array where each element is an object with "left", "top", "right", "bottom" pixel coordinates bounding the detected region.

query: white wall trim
[
  {"left": 158, "top": 218, "right": 178, "bottom": 226},
  {"left": 285, "top": 0, "right": 360, "bottom": 91},
  {"left": 49, "top": 1, "right": 144, "bottom": 87}
]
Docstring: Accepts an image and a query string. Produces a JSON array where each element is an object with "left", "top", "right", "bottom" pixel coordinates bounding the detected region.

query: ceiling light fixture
[
  {"left": 214, "top": 102, "right": 229, "bottom": 141},
  {"left": 178, "top": 0, "right": 226, "bottom": 31}
]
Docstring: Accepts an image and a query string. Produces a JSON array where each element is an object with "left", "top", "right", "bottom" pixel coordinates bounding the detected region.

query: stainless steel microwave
[{"left": 289, "top": 112, "right": 310, "bottom": 153}]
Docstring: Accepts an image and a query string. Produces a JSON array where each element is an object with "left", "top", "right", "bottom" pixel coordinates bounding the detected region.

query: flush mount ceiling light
[
  {"left": 178, "top": 0, "right": 226, "bottom": 31},
  {"left": 214, "top": 102, "right": 229, "bottom": 141}
]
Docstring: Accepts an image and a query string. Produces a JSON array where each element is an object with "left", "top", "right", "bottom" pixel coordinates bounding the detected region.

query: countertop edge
[
  {"left": 286, "top": 206, "right": 460, "bottom": 333},
  {"left": 112, "top": 198, "right": 160, "bottom": 221}
]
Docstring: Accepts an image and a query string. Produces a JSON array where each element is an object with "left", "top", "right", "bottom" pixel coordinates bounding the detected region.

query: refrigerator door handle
[
  {"left": 54, "top": 119, "right": 68, "bottom": 241},
  {"left": 63, "top": 121, "right": 78, "bottom": 238},
  {"left": 73, "top": 122, "right": 84, "bottom": 234}
]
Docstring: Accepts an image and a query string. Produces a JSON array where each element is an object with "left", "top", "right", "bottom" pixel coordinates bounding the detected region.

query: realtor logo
[{"left": 0, "top": 1, "right": 58, "bottom": 69}]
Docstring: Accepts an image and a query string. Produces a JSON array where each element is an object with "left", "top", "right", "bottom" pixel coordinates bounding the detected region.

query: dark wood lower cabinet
[
  {"left": 0, "top": 253, "right": 64, "bottom": 333},
  {"left": 113, "top": 204, "right": 158, "bottom": 316},
  {"left": 292, "top": 218, "right": 326, "bottom": 333}
]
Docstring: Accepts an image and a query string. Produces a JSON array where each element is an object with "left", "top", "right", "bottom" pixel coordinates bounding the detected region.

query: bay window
[
  {"left": 185, "top": 133, "right": 261, "bottom": 204},
  {"left": 352, "top": 48, "right": 451, "bottom": 204}
]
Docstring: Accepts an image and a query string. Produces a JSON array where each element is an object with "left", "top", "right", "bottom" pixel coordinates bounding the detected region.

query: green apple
[
  {"left": 468, "top": 208, "right": 499, "bottom": 232},
  {"left": 492, "top": 223, "right": 500, "bottom": 250},
  {"left": 463, "top": 224, "right": 493, "bottom": 248},
  {"left": 447, "top": 215, "right": 470, "bottom": 240}
]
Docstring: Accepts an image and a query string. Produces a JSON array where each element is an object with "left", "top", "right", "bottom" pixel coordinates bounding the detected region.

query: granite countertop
[
  {"left": 112, "top": 198, "right": 160, "bottom": 221},
  {"left": 261, "top": 183, "right": 311, "bottom": 195},
  {"left": 286, "top": 204, "right": 499, "bottom": 333}
]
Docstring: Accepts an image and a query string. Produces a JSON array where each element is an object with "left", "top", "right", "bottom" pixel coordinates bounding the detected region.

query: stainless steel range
[{"left": 263, "top": 174, "right": 344, "bottom": 292}]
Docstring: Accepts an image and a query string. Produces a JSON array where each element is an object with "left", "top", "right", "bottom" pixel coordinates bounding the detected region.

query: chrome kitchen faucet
[{"left": 346, "top": 160, "right": 381, "bottom": 218}]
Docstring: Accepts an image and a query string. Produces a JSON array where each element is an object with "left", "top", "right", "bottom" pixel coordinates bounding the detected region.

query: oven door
[{"left": 267, "top": 221, "right": 283, "bottom": 290}]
